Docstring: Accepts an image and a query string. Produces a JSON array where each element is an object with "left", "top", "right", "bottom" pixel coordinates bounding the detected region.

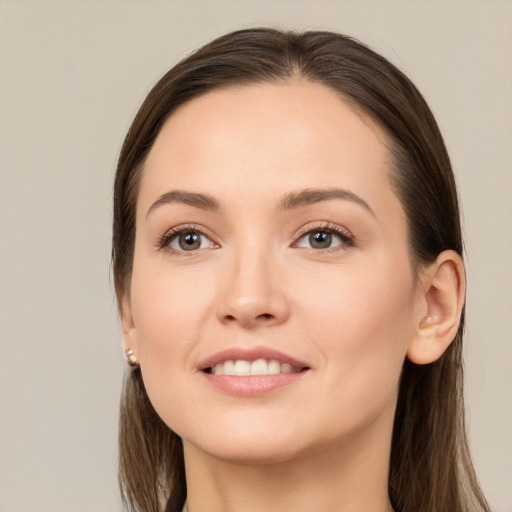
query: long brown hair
[{"left": 112, "top": 28, "right": 490, "bottom": 512}]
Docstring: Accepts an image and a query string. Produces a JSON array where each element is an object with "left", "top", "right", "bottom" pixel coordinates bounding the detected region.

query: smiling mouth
[{"left": 204, "top": 358, "right": 309, "bottom": 376}]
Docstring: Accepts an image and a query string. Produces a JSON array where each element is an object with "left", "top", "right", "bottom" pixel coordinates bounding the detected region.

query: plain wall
[{"left": 0, "top": 1, "right": 510, "bottom": 511}]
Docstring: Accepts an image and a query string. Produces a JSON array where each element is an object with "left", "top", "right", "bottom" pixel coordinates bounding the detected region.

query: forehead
[{"left": 140, "top": 80, "right": 400, "bottom": 220}]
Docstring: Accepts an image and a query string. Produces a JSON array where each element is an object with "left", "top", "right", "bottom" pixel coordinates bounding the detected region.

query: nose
[{"left": 216, "top": 247, "right": 290, "bottom": 329}]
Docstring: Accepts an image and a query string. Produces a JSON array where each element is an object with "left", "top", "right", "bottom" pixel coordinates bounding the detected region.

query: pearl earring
[{"left": 124, "top": 348, "right": 139, "bottom": 368}]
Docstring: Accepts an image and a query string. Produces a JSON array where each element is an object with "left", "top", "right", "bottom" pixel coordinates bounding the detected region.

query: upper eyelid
[
  {"left": 164, "top": 223, "right": 214, "bottom": 239},
  {"left": 294, "top": 222, "right": 353, "bottom": 240}
]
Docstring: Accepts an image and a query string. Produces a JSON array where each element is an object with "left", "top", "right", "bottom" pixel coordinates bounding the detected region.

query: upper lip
[{"left": 198, "top": 346, "right": 310, "bottom": 371}]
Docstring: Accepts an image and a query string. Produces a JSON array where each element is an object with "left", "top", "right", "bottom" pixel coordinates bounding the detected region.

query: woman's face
[{"left": 124, "top": 81, "right": 426, "bottom": 463}]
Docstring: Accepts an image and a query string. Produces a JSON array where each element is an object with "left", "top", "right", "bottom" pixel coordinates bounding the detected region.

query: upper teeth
[{"left": 211, "top": 359, "right": 301, "bottom": 376}]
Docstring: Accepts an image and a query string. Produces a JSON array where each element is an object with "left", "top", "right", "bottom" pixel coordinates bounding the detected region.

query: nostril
[{"left": 221, "top": 310, "right": 282, "bottom": 326}]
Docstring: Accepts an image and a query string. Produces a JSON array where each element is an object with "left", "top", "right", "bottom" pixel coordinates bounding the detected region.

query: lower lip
[{"left": 201, "top": 371, "right": 309, "bottom": 396}]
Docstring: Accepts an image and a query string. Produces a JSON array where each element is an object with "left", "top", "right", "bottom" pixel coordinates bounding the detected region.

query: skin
[{"left": 122, "top": 80, "right": 465, "bottom": 512}]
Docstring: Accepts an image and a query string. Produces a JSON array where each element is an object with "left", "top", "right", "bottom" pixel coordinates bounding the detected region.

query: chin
[
  {"left": 177, "top": 415, "right": 313, "bottom": 465},
  {"left": 186, "top": 423, "right": 369, "bottom": 470},
  {"left": 186, "top": 434, "right": 307, "bottom": 466}
]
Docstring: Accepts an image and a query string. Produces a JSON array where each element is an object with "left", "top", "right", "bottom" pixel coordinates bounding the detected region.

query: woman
[{"left": 112, "top": 28, "right": 490, "bottom": 512}]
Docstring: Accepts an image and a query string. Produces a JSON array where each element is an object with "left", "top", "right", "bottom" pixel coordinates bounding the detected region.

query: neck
[{"left": 183, "top": 413, "right": 395, "bottom": 512}]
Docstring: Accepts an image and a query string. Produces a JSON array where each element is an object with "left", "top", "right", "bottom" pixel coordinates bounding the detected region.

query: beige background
[{"left": 0, "top": 1, "right": 511, "bottom": 511}]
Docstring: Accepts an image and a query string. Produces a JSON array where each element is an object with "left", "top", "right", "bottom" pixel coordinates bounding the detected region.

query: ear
[
  {"left": 407, "top": 250, "right": 466, "bottom": 365},
  {"left": 120, "top": 292, "right": 139, "bottom": 359}
]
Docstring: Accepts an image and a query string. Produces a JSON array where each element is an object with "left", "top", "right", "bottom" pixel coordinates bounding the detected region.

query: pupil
[
  {"left": 310, "top": 231, "right": 332, "bottom": 249},
  {"left": 179, "top": 232, "right": 200, "bottom": 250}
]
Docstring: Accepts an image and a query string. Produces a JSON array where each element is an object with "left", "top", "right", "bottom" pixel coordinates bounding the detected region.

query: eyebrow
[
  {"left": 277, "top": 188, "right": 375, "bottom": 216},
  {"left": 146, "top": 187, "right": 374, "bottom": 218},
  {"left": 146, "top": 190, "right": 221, "bottom": 217}
]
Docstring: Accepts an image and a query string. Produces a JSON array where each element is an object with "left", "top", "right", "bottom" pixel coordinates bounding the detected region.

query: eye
[
  {"left": 158, "top": 225, "right": 217, "bottom": 254},
  {"left": 294, "top": 224, "right": 354, "bottom": 251},
  {"left": 171, "top": 230, "right": 211, "bottom": 251}
]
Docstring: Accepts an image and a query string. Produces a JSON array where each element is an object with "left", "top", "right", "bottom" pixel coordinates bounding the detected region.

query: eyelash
[
  {"left": 157, "top": 222, "right": 354, "bottom": 255},
  {"left": 156, "top": 224, "right": 214, "bottom": 256},
  {"left": 294, "top": 222, "right": 355, "bottom": 252}
]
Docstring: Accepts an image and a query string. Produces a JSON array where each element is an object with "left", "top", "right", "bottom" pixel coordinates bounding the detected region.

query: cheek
[
  {"left": 131, "top": 265, "right": 215, "bottom": 354},
  {"left": 129, "top": 263, "right": 220, "bottom": 427},
  {"left": 300, "top": 257, "right": 415, "bottom": 335},
  {"left": 296, "top": 260, "right": 416, "bottom": 413}
]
